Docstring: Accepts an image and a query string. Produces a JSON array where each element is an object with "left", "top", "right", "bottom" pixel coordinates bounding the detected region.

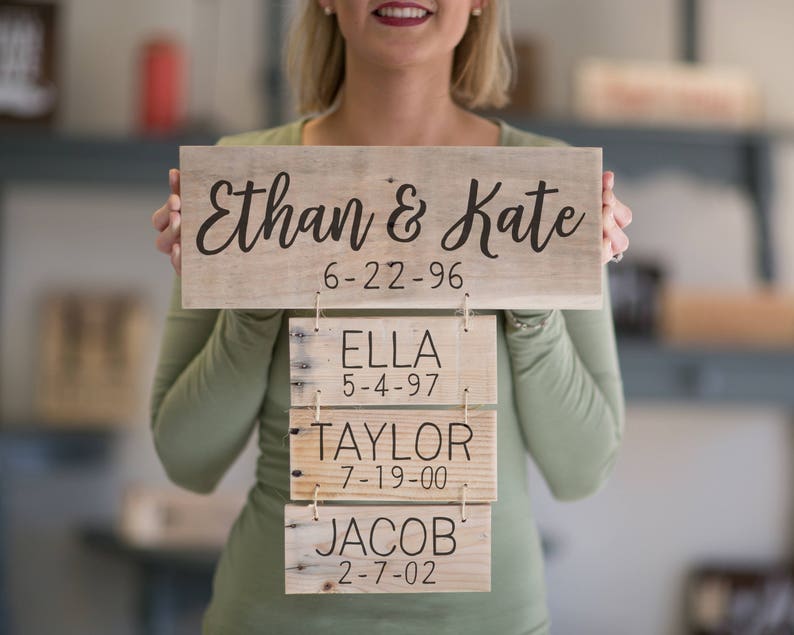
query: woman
[{"left": 150, "top": 1, "right": 632, "bottom": 633}]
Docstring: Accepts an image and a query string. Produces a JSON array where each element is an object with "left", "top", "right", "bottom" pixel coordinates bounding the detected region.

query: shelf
[
  {"left": 80, "top": 527, "right": 219, "bottom": 570},
  {"left": 0, "top": 130, "right": 217, "bottom": 184},
  {"left": 617, "top": 337, "right": 794, "bottom": 405},
  {"left": 0, "top": 119, "right": 781, "bottom": 184},
  {"left": 0, "top": 425, "right": 116, "bottom": 467},
  {"left": 505, "top": 117, "right": 770, "bottom": 180}
]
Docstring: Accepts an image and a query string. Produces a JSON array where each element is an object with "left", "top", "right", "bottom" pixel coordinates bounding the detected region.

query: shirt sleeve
[
  {"left": 504, "top": 265, "right": 625, "bottom": 501},
  {"left": 149, "top": 274, "right": 284, "bottom": 493}
]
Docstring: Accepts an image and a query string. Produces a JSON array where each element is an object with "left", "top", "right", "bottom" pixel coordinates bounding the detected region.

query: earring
[
  {"left": 471, "top": 7, "right": 482, "bottom": 16},
  {"left": 324, "top": 5, "right": 334, "bottom": 15}
]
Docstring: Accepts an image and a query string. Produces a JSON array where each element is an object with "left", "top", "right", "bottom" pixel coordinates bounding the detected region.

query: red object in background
[{"left": 140, "top": 38, "right": 185, "bottom": 134}]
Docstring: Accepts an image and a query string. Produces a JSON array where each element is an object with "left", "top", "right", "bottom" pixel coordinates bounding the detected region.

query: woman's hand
[
  {"left": 152, "top": 168, "right": 182, "bottom": 275},
  {"left": 601, "top": 171, "right": 632, "bottom": 264}
]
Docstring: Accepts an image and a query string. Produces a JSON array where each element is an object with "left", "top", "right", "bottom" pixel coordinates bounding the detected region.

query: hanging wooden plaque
[
  {"left": 288, "top": 316, "right": 497, "bottom": 406},
  {"left": 284, "top": 502, "right": 491, "bottom": 593},
  {"left": 289, "top": 409, "right": 497, "bottom": 502},
  {"left": 179, "top": 145, "right": 603, "bottom": 310}
]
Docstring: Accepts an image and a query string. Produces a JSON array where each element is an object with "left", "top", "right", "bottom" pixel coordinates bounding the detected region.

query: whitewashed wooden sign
[
  {"left": 284, "top": 502, "right": 491, "bottom": 593},
  {"left": 289, "top": 409, "right": 497, "bottom": 502},
  {"left": 179, "top": 145, "right": 603, "bottom": 310},
  {"left": 288, "top": 316, "right": 496, "bottom": 406}
]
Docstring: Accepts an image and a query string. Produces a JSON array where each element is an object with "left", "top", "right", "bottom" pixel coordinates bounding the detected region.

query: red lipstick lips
[{"left": 373, "top": 2, "right": 433, "bottom": 27}]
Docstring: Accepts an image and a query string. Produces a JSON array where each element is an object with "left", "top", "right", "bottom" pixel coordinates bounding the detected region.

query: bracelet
[{"left": 504, "top": 309, "right": 552, "bottom": 331}]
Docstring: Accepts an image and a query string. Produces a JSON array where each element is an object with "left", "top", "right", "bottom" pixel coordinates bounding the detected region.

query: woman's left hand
[{"left": 601, "top": 171, "right": 632, "bottom": 264}]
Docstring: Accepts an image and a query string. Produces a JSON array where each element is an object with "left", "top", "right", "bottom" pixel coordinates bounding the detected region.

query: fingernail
[{"left": 172, "top": 212, "right": 181, "bottom": 231}]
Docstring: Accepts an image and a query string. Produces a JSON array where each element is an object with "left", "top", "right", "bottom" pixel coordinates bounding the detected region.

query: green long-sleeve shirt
[{"left": 150, "top": 116, "right": 625, "bottom": 635}]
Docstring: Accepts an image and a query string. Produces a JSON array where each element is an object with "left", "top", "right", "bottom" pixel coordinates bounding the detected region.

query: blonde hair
[{"left": 285, "top": 1, "right": 515, "bottom": 114}]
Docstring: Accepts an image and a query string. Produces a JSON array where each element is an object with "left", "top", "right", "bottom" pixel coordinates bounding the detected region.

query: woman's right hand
[{"left": 152, "top": 168, "right": 182, "bottom": 275}]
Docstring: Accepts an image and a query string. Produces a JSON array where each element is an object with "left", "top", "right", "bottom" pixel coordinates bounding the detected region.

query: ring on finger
[{"left": 611, "top": 252, "right": 624, "bottom": 264}]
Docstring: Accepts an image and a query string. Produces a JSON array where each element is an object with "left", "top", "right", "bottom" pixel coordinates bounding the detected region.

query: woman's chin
[{"left": 349, "top": 44, "right": 448, "bottom": 74}]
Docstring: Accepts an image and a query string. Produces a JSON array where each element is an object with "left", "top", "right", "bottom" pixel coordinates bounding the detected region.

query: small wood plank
[
  {"left": 180, "top": 145, "right": 603, "bottom": 309},
  {"left": 289, "top": 409, "right": 496, "bottom": 502},
  {"left": 284, "top": 502, "right": 491, "bottom": 593},
  {"left": 288, "top": 316, "right": 497, "bottom": 406}
]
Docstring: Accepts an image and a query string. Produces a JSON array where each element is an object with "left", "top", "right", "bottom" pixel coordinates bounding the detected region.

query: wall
[
  {"left": 773, "top": 144, "right": 794, "bottom": 289},
  {"left": 701, "top": 0, "right": 794, "bottom": 128}
]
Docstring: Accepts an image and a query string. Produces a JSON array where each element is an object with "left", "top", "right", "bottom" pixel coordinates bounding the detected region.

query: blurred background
[{"left": 1, "top": 0, "right": 794, "bottom": 633}]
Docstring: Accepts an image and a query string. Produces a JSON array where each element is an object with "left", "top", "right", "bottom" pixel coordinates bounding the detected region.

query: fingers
[
  {"left": 154, "top": 210, "right": 181, "bottom": 254},
  {"left": 169, "top": 168, "right": 181, "bottom": 196},
  {"left": 602, "top": 170, "right": 631, "bottom": 264},
  {"left": 602, "top": 171, "right": 632, "bottom": 229},
  {"left": 604, "top": 201, "right": 628, "bottom": 242},
  {"left": 613, "top": 200, "right": 632, "bottom": 228},
  {"left": 151, "top": 192, "right": 180, "bottom": 231},
  {"left": 155, "top": 226, "right": 175, "bottom": 254},
  {"left": 170, "top": 242, "right": 182, "bottom": 276},
  {"left": 153, "top": 168, "right": 182, "bottom": 251},
  {"left": 154, "top": 169, "right": 183, "bottom": 273},
  {"left": 601, "top": 226, "right": 629, "bottom": 264},
  {"left": 602, "top": 208, "right": 629, "bottom": 264},
  {"left": 151, "top": 203, "right": 170, "bottom": 231},
  {"left": 607, "top": 223, "right": 629, "bottom": 254}
]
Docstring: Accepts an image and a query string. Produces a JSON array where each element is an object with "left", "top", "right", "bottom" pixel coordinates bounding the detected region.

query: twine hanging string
[
  {"left": 314, "top": 389, "right": 321, "bottom": 423},
  {"left": 312, "top": 483, "right": 320, "bottom": 520},
  {"left": 463, "top": 292, "right": 470, "bottom": 332},
  {"left": 314, "top": 291, "right": 321, "bottom": 332},
  {"left": 463, "top": 387, "right": 470, "bottom": 426}
]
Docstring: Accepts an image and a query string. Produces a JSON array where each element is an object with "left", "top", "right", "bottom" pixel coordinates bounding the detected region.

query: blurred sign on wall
[
  {"left": 120, "top": 486, "right": 246, "bottom": 547},
  {"left": 35, "top": 292, "right": 149, "bottom": 426},
  {"left": 0, "top": 2, "right": 57, "bottom": 124},
  {"left": 574, "top": 58, "right": 762, "bottom": 129},
  {"left": 660, "top": 288, "right": 794, "bottom": 348}
]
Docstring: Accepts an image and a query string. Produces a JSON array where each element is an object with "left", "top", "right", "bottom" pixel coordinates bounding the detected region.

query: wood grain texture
[
  {"left": 289, "top": 409, "right": 497, "bottom": 502},
  {"left": 284, "top": 502, "right": 491, "bottom": 593},
  {"left": 180, "top": 145, "right": 603, "bottom": 309},
  {"left": 288, "top": 316, "right": 497, "bottom": 406}
]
